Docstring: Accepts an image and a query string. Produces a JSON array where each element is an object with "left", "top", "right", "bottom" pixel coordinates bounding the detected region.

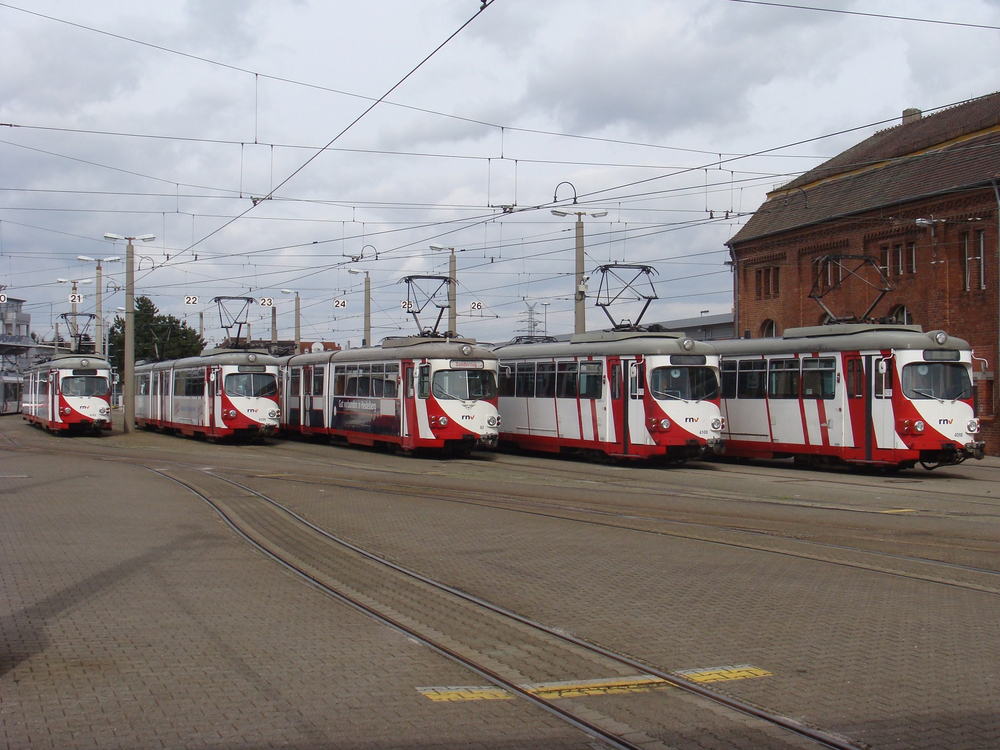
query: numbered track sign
[{"left": 184, "top": 295, "right": 199, "bottom": 305}]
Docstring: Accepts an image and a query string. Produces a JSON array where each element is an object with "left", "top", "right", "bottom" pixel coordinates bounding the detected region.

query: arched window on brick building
[
  {"left": 761, "top": 319, "right": 777, "bottom": 338},
  {"left": 889, "top": 305, "right": 913, "bottom": 324}
]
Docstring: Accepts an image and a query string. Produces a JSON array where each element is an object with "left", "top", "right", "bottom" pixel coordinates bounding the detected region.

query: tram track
[
  {"left": 144, "top": 462, "right": 861, "bottom": 750},
  {"left": 216, "top": 459, "right": 1000, "bottom": 596},
  {"left": 7, "top": 423, "right": 999, "bottom": 595}
]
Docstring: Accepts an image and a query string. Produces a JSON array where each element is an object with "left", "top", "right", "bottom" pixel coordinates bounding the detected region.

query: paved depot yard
[{"left": 3, "top": 417, "right": 1000, "bottom": 749}]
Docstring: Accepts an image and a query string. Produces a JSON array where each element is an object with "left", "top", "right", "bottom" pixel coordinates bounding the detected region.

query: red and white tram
[
  {"left": 135, "top": 350, "right": 281, "bottom": 439},
  {"left": 279, "top": 337, "right": 500, "bottom": 453},
  {"left": 713, "top": 324, "right": 986, "bottom": 470},
  {"left": 493, "top": 331, "right": 725, "bottom": 460},
  {"left": 22, "top": 355, "right": 113, "bottom": 433}
]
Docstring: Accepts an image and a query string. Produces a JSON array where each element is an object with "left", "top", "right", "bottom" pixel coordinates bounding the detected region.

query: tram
[
  {"left": 279, "top": 336, "right": 500, "bottom": 453},
  {"left": 135, "top": 349, "right": 281, "bottom": 439},
  {"left": 712, "top": 324, "right": 986, "bottom": 469},
  {"left": 22, "top": 355, "right": 113, "bottom": 433},
  {"left": 493, "top": 331, "right": 725, "bottom": 460},
  {"left": 1, "top": 370, "right": 22, "bottom": 415}
]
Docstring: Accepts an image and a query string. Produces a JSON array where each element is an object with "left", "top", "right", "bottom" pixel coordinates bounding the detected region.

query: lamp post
[
  {"left": 348, "top": 269, "right": 371, "bottom": 346},
  {"left": 541, "top": 301, "right": 551, "bottom": 337},
  {"left": 104, "top": 232, "right": 155, "bottom": 435},
  {"left": 429, "top": 245, "right": 457, "bottom": 335},
  {"left": 551, "top": 209, "right": 607, "bottom": 334},
  {"left": 77, "top": 255, "right": 121, "bottom": 356},
  {"left": 281, "top": 289, "right": 300, "bottom": 353}
]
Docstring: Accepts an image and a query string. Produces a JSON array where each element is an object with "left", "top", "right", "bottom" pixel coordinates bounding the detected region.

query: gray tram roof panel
[{"left": 711, "top": 325, "right": 971, "bottom": 356}]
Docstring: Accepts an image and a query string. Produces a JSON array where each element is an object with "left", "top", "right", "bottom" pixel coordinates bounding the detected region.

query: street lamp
[
  {"left": 78, "top": 255, "right": 121, "bottom": 357},
  {"left": 551, "top": 208, "right": 607, "bottom": 334},
  {"left": 347, "top": 269, "right": 371, "bottom": 346},
  {"left": 541, "top": 301, "right": 551, "bottom": 337},
  {"left": 429, "top": 244, "right": 457, "bottom": 335},
  {"left": 281, "top": 289, "right": 301, "bottom": 353},
  {"left": 104, "top": 232, "right": 155, "bottom": 434}
]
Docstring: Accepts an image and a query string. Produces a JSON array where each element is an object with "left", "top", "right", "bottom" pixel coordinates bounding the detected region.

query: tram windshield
[
  {"left": 224, "top": 373, "right": 278, "bottom": 398},
  {"left": 649, "top": 366, "right": 719, "bottom": 402},
  {"left": 432, "top": 369, "right": 497, "bottom": 401},
  {"left": 901, "top": 362, "right": 972, "bottom": 401},
  {"left": 61, "top": 376, "right": 109, "bottom": 397}
]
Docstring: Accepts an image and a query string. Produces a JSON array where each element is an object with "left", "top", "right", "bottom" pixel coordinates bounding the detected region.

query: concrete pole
[
  {"left": 364, "top": 272, "right": 371, "bottom": 346},
  {"left": 294, "top": 293, "right": 301, "bottom": 354},
  {"left": 123, "top": 239, "right": 135, "bottom": 434},
  {"left": 574, "top": 216, "right": 586, "bottom": 335},
  {"left": 271, "top": 305, "right": 277, "bottom": 344},
  {"left": 448, "top": 249, "right": 457, "bottom": 336},
  {"left": 95, "top": 263, "right": 104, "bottom": 356}
]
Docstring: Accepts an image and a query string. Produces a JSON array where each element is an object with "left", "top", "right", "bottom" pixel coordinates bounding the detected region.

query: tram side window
[
  {"left": 356, "top": 365, "right": 371, "bottom": 397},
  {"left": 801, "top": 358, "right": 835, "bottom": 399},
  {"left": 498, "top": 363, "right": 515, "bottom": 397},
  {"left": 579, "top": 362, "right": 603, "bottom": 399},
  {"left": 611, "top": 364, "right": 622, "bottom": 400},
  {"left": 557, "top": 362, "right": 578, "bottom": 399},
  {"left": 535, "top": 362, "right": 556, "bottom": 398},
  {"left": 333, "top": 367, "right": 347, "bottom": 396},
  {"left": 312, "top": 366, "right": 325, "bottom": 396},
  {"left": 384, "top": 364, "right": 399, "bottom": 398},
  {"left": 874, "top": 358, "right": 893, "bottom": 399},
  {"left": 290, "top": 369, "right": 301, "bottom": 397},
  {"left": 371, "top": 364, "right": 385, "bottom": 397},
  {"left": 174, "top": 370, "right": 204, "bottom": 397},
  {"left": 417, "top": 365, "right": 431, "bottom": 399},
  {"left": 515, "top": 362, "right": 535, "bottom": 398},
  {"left": 137, "top": 376, "right": 149, "bottom": 396},
  {"left": 768, "top": 359, "right": 799, "bottom": 399},
  {"left": 846, "top": 359, "right": 864, "bottom": 398},
  {"left": 721, "top": 361, "right": 737, "bottom": 399},
  {"left": 736, "top": 360, "right": 766, "bottom": 399}
]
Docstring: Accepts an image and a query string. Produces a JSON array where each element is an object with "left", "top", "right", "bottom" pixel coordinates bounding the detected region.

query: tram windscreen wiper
[{"left": 912, "top": 387, "right": 946, "bottom": 402}]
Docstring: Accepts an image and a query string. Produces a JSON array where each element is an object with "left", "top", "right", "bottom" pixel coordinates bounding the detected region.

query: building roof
[{"left": 728, "top": 91, "right": 1000, "bottom": 246}]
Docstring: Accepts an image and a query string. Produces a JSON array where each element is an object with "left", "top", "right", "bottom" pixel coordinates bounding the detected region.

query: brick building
[{"left": 727, "top": 91, "right": 1000, "bottom": 454}]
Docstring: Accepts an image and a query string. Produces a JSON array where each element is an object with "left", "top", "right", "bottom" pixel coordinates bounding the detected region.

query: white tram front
[
  {"left": 279, "top": 337, "right": 500, "bottom": 453},
  {"left": 494, "top": 331, "right": 725, "bottom": 460},
  {"left": 23, "top": 355, "right": 113, "bottom": 433},
  {"left": 135, "top": 350, "right": 280, "bottom": 439},
  {"left": 713, "top": 324, "right": 985, "bottom": 469}
]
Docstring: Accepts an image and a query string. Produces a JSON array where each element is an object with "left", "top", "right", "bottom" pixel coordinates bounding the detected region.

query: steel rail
[{"left": 191, "top": 467, "right": 863, "bottom": 750}]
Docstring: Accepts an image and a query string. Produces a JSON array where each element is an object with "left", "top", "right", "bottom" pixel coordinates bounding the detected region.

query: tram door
[
  {"left": 401, "top": 362, "right": 416, "bottom": 447},
  {"left": 207, "top": 367, "right": 218, "bottom": 428},
  {"left": 626, "top": 358, "right": 646, "bottom": 449},
  {"left": 870, "top": 355, "right": 897, "bottom": 453},
  {"left": 608, "top": 357, "right": 627, "bottom": 454}
]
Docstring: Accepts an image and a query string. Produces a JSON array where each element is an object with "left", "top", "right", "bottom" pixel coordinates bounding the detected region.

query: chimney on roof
[{"left": 902, "top": 108, "right": 922, "bottom": 125}]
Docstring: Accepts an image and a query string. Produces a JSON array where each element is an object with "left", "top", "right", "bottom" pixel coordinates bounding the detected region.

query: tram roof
[
  {"left": 279, "top": 336, "right": 497, "bottom": 365},
  {"left": 27, "top": 354, "right": 112, "bottom": 372},
  {"left": 136, "top": 349, "right": 281, "bottom": 371},
  {"left": 493, "top": 330, "right": 715, "bottom": 359},
  {"left": 710, "top": 324, "right": 972, "bottom": 355}
]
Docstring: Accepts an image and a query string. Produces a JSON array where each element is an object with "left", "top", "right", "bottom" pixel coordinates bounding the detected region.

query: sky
[{"left": 2, "top": 0, "right": 999, "bottom": 349}]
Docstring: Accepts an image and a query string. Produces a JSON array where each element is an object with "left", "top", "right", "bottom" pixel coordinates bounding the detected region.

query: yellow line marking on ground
[
  {"left": 417, "top": 665, "right": 771, "bottom": 701},
  {"left": 880, "top": 508, "right": 918, "bottom": 514}
]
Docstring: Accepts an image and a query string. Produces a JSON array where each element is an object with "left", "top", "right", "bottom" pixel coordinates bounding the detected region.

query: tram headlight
[
  {"left": 681, "top": 338, "right": 694, "bottom": 351},
  {"left": 227, "top": 409, "right": 238, "bottom": 418},
  {"left": 60, "top": 406, "right": 72, "bottom": 415},
  {"left": 934, "top": 331, "right": 948, "bottom": 345},
  {"left": 269, "top": 410, "right": 279, "bottom": 419},
  {"left": 659, "top": 418, "right": 671, "bottom": 430},
  {"left": 711, "top": 417, "right": 723, "bottom": 431},
  {"left": 487, "top": 415, "right": 498, "bottom": 427},
  {"left": 461, "top": 344, "right": 473, "bottom": 356},
  {"left": 913, "top": 420, "right": 925, "bottom": 433},
  {"left": 967, "top": 418, "right": 980, "bottom": 434}
]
